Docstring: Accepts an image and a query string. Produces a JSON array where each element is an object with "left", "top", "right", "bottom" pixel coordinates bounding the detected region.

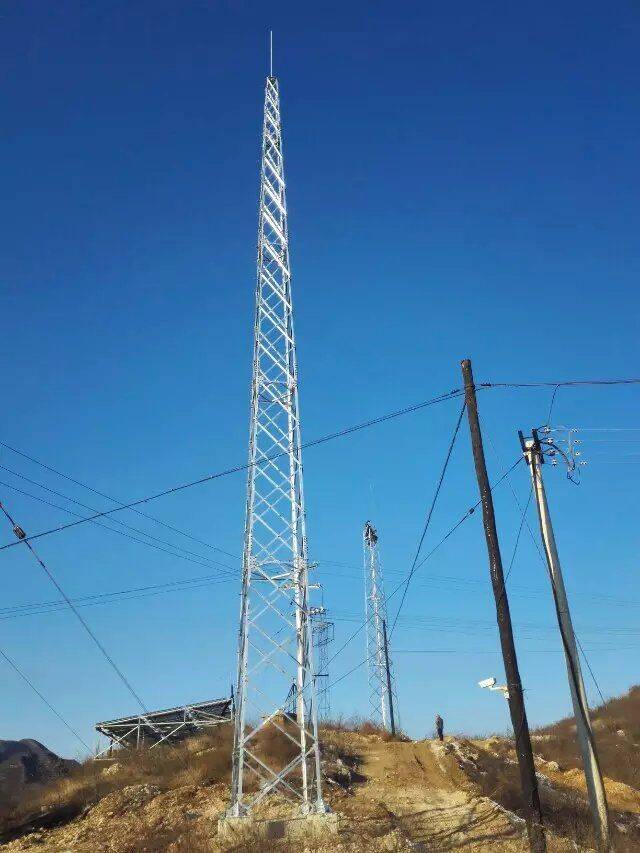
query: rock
[
  {"left": 534, "top": 756, "right": 560, "bottom": 772},
  {"left": 322, "top": 755, "right": 353, "bottom": 788}
]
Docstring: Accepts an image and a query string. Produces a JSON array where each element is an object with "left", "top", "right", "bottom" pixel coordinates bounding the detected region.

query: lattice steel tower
[
  {"left": 363, "top": 522, "right": 397, "bottom": 730},
  {"left": 310, "top": 606, "right": 335, "bottom": 721},
  {"left": 228, "top": 70, "right": 326, "bottom": 817}
]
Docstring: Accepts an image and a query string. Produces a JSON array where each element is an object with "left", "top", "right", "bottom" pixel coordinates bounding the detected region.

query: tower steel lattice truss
[
  {"left": 310, "top": 607, "right": 335, "bottom": 721},
  {"left": 229, "top": 74, "right": 326, "bottom": 817},
  {"left": 363, "top": 522, "right": 396, "bottom": 729}
]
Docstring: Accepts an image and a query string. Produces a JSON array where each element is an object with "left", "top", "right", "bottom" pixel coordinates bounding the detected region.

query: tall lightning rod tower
[
  {"left": 363, "top": 522, "right": 397, "bottom": 731},
  {"left": 227, "top": 64, "right": 327, "bottom": 818}
]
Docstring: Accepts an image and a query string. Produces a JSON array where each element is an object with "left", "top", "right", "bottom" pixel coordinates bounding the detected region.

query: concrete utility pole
[
  {"left": 461, "top": 359, "right": 546, "bottom": 853},
  {"left": 521, "top": 431, "right": 610, "bottom": 852}
]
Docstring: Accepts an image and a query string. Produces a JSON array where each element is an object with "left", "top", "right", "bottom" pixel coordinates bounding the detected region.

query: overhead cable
[
  {"left": 0, "top": 388, "right": 464, "bottom": 553},
  {"left": 0, "top": 645, "right": 90, "bottom": 750},
  {"left": 0, "top": 477, "right": 235, "bottom": 573},
  {"left": 325, "top": 456, "right": 524, "bottom": 674},
  {"left": 389, "top": 400, "right": 466, "bottom": 637},
  {"left": 0, "top": 440, "right": 237, "bottom": 559},
  {"left": 0, "top": 499, "right": 148, "bottom": 713},
  {"left": 482, "top": 378, "right": 640, "bottom": 389}
]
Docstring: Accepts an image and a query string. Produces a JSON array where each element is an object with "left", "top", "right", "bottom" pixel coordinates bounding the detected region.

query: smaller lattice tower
[
  {"left": 363, "top": 522, "right": 397, "bottom": 729},
  {"left": 310, "top": 607, "right": 335, "bottom": 720}
]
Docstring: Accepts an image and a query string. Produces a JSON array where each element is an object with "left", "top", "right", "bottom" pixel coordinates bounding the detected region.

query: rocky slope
[
  {"left": 3, "top": 686, "right": 640, "bottom": 851},
  {"left": 2, "top": 727, "right": 639, "bottom": 851}
]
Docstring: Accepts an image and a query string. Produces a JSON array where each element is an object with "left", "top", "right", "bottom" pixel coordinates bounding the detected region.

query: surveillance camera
[{"left": 478, "top": 677, "right": 496, "bottom": 689}]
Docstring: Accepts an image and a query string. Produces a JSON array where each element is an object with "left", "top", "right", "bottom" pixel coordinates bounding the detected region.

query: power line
[
  {"left": 0, "top": 440, "right": 237, "bottom": 559},
  {"left": 318, "top": 562, "right": 640, "bottom": 609},
  {"left": 0, "top": 464, "right": 234, "bottom": 568},
  {"left": 554, "top": 427, "right": 640, "bottom": 431},
  {"left": 5, "top": 560, "right": 639, "bottom": 625},
  {"left": 4, "top": 572, "right": 637, "bottom": 637},
  {"left": 495, "top": 485, "right": 534, "bottom": 611},
  {"left": 587, "top": 460, "right": 640, "bottom": 464},
  {"left": 0, "top": 499, "right": 148, "bottom": 713},
  {"left": 393, "top": 647, "right": 637, "bottom": 655},
  {"left": 412, "top": 457, "right": 523, "bottom": 578},
  {"left": 575, "top": 634, "right": 606, "bottom": 705},
  {"left": 483, "top": 378, "right": 640, "bottom": 389},
  {"left": 325, "top": 457, "right": 524, "bottom": 679},
  {"left": 2, "top": 376, "right": 635, "bottom": 556},
  {"left": 546, "top": 385, "right": 561, "bottom": 425},
  {"left": 0, "top": 388, "right": 464, "bottom": 554},
  {"left": 0, "top": 476, "right": 236, "bottom": 573},
  {"left": 330, "top": 611, "right": 640, "bottom": 635},
  {"left": 0, "top": 645, "right": 90, "bottom": 751},
  {"left": 0, "top": 574, "right": 233, "bottom": 620},
  {"left": 0, "top": 573, "right": 226, "bottom": 613},
  {"left": 389, "top": 399, "right": 466, "bottom": 637}
]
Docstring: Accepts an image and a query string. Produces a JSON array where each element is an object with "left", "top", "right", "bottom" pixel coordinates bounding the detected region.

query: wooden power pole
[
  {"left": 382, "top": 619, "right": 396, "bottom": 736},
  {"left": 461, "top": 359, "right": 546, "bottom": 853}
]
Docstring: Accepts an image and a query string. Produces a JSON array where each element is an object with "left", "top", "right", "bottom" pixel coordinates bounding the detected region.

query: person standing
[{"left": 435, "top": 714, "right": 444, "bottom": 741}]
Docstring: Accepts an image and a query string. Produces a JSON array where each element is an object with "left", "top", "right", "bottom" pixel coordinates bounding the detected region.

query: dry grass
[
  {"left": 4, "top": 700, "right": 640, "bottom": 851},
  {"left": 0, "top": 726, "right": 233, "bottom": 840},
  {"left": 457, "top": 738, "right": 640, "bottom": 852},
  {"left": 320, "top": 715, "right": 408, "bottom": 742},
  {"left": 0, "top": 719, "right": 322, "bottom": 843},
  {"left": 251, "top": 717, "right": 300, "bottom": 775},
  {"left": 533, "top": 684, "right": 640, "bottom": 789}
]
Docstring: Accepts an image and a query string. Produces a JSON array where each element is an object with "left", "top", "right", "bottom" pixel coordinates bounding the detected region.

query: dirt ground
[
  {"left": 1, "top": 733, "right": 627, "bottom": 851},
  {"left": 328, "top": 735, "right": 527, "bottom": 851}
]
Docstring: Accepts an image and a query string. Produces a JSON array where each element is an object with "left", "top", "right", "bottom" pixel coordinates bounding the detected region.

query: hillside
[
  {"left": 0, "top": 741, "right": 78, "bottom": 816},
  {"left": 1, "top": 691, "right": 639, "bottom": 851},
  {"left": 534, "top": 685, "right": 640, "bottom": 790},
  {"left": 0, "top": 730, "right": 550, "bottom": 852}
]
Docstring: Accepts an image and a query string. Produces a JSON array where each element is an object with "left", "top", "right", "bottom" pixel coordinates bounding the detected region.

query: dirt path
[{"left": 335, "top": 737, "right": 526, "bottom": 851}]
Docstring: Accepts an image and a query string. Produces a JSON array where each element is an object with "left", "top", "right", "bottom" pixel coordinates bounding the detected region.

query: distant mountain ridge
[{"left": 0, "top": 739, "right": 78, "bottom": 808}]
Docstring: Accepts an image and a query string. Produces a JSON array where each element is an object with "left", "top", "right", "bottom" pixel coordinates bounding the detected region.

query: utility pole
[
  {"left": 461, "top": 359, "right": 546, "bottom": 853},
  {"left": 521, "top": 430, "right": 609, "bottom": 852},
  {"left": 382, "top": 619, "right": 396, "bottom": 736}
]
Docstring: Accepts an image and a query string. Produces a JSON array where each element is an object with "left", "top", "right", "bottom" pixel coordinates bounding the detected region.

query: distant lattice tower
[
  {"left": 363, "top": 521, "right": 397, "bottom": 729},
  {"left": 310, "top": 607, "right": 335, "bottom": 721},
  {"left": 227, "top": 69, "right": 327, "bottom": 818}
]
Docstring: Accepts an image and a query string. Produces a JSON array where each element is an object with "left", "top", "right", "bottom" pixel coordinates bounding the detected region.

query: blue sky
[{"left": 1, "top": 1, "right": 638, "bottom": 757}]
